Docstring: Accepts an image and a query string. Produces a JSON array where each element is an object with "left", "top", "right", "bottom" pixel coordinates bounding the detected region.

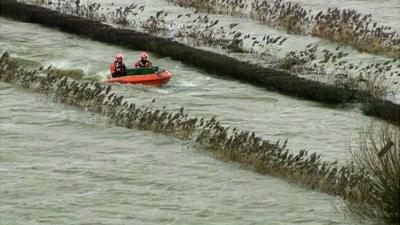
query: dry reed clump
[
  {"left": 175, "top": 16, "right": 230, "bottom": 48},
  {"left": 346, "top": 123, "right": 400, "bottom": 222},
  {"left": 107, "top": 4, "right": 141, "bottom": 27},
  {"left": 135, "top": 10, "right": 245, "bottom": 52},
  {"left": 312, "top": 8, "right": 400, "bottom": 59},
  {"left": 0, "top": 53, "right": 381, "bottom": 206},
  {"left": 167, "top": 0, "right": 246, "bottom": 16},
  {"left": 26, "top": 0, "right": 143, "bottom": 27},
  {"left": 280, "top": 50, "right": 311, "bottom": 71},
  {"left": 141, "top": 13, "right": 172, "bottom": 35},
  {"left": 275, "top": 42, "right": 397, "bottom": 101},
  {"left": 167, "top": 0, "right": 399, "bottom": 59},
  {"left": 174, "top": 14, "right": 251, "bottom": 52},
  {"left": 250, "top": 0, "right": 310, "bottom": 34},
  {"left": 167, "top": 0, "right": 309, "bottom": 34},
  {"left": 24, "top": 0, "right": 241, "bottom": 50}
]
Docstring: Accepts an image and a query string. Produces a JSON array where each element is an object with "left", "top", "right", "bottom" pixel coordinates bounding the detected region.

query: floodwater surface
[
  {"left": 0, "top": 80, "right": 381, "bottom": 225},
  {"left": 0, "top": 17, "right": 380, "bottom": 162},
  {"left": 0, "top": 16, "right": 388, "bottom": 225}
]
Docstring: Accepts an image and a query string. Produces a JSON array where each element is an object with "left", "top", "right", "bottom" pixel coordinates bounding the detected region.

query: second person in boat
[{"left": 134, "top": 52, "right": 153, "bottom": 68}]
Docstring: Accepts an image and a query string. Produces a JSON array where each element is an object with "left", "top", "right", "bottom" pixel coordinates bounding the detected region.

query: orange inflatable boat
[{"left": 105, "top": 67, "right": 172, "bottom": 86}]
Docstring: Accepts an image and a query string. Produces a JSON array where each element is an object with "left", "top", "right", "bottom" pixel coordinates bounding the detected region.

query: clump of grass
[
  {"left": 108, "top": 4, "right": 140, "bottom": 27},
  {"left": 357, "top": 73, "right": 388, "bottom": 100},
  {"left": 141, "top": 12, "right": 172, "bottom": 35},
  {"left": 280, "top": 52, "right": 309, "bottom": 70},
  {"left": 168, "top": 0, "right": 399, "bottom": 59},
  {"left": 175, "top": 17, "right": 229, "bottom": 48},
  {"left": 312, "top": 8, "right": 400, "bottom": 59},
  {"left": 274, "top": 42, "right": 393, "bottom": 101},
  {"left": 251, "top": 0, "right": 309, "bottom": 34},
  {"left": 347, "top": 123, "right": 400, "bottom": 222},
  {"left": 222, "top": 38, "right": 245, "bottom": 52},
  {"left": 332, "top": 70, "right": 388, "bottom": 100}
]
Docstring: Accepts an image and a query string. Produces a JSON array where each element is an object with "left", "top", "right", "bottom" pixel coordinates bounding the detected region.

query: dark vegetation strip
[
  {"left": 362, "top": 100, "right": 400, "bottom": 125},
  {"left": 0, "top": 0, "right": 399, "bottom": 124}
]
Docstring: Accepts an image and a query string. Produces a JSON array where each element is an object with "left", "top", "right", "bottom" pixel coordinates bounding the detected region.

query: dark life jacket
[{"left": 135, "top": 59, "right": 152, "bottom": 68}]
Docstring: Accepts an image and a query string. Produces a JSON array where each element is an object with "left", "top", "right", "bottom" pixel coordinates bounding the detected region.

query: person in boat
[
  {"left": 110, "top": 53, "right": 127, "bottom": 78},
  {"left": 134, "top": 52, "right": 153, "bottom": 68}
]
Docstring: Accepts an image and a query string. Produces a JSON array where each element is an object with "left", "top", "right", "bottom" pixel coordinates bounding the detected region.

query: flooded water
[
  {"left": 0, "top": 77, "right": 382, "bottom": 225},
  {"left": 0, "top": 14, "right": 389, "bottom": 225},
  {"left": 0, "top": 17, "right": 380, "bottom": 162}
]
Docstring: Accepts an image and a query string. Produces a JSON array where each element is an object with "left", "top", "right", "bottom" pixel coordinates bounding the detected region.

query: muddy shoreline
[{"left": 0, "top": 0, "right": 399, "bottom": 124}]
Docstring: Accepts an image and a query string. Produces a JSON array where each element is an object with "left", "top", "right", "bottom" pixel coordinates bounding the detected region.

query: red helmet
[
  {"left": 115, "top": 53, "right": 124, "bottom": 60},
  {"left": 140, "top": 52, "right": 148, "bottom": 58}
]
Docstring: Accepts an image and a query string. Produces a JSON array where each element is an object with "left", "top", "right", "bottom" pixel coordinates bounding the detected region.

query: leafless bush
[{"left": 346, "top": 123, "right": 400, "bottom": 222}]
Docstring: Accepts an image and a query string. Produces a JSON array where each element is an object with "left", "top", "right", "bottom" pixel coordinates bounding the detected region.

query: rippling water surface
[
  {"left": 0, "top": 82, "right": 382, "bottom": 225},
  {"left": 0, "top": 16, "right": 388, "bottom": 225}
]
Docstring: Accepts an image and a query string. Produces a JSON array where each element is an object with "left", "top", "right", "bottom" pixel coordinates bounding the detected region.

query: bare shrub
[{"left": 347, "top": 123, "right": 400, "bottom": 222}]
